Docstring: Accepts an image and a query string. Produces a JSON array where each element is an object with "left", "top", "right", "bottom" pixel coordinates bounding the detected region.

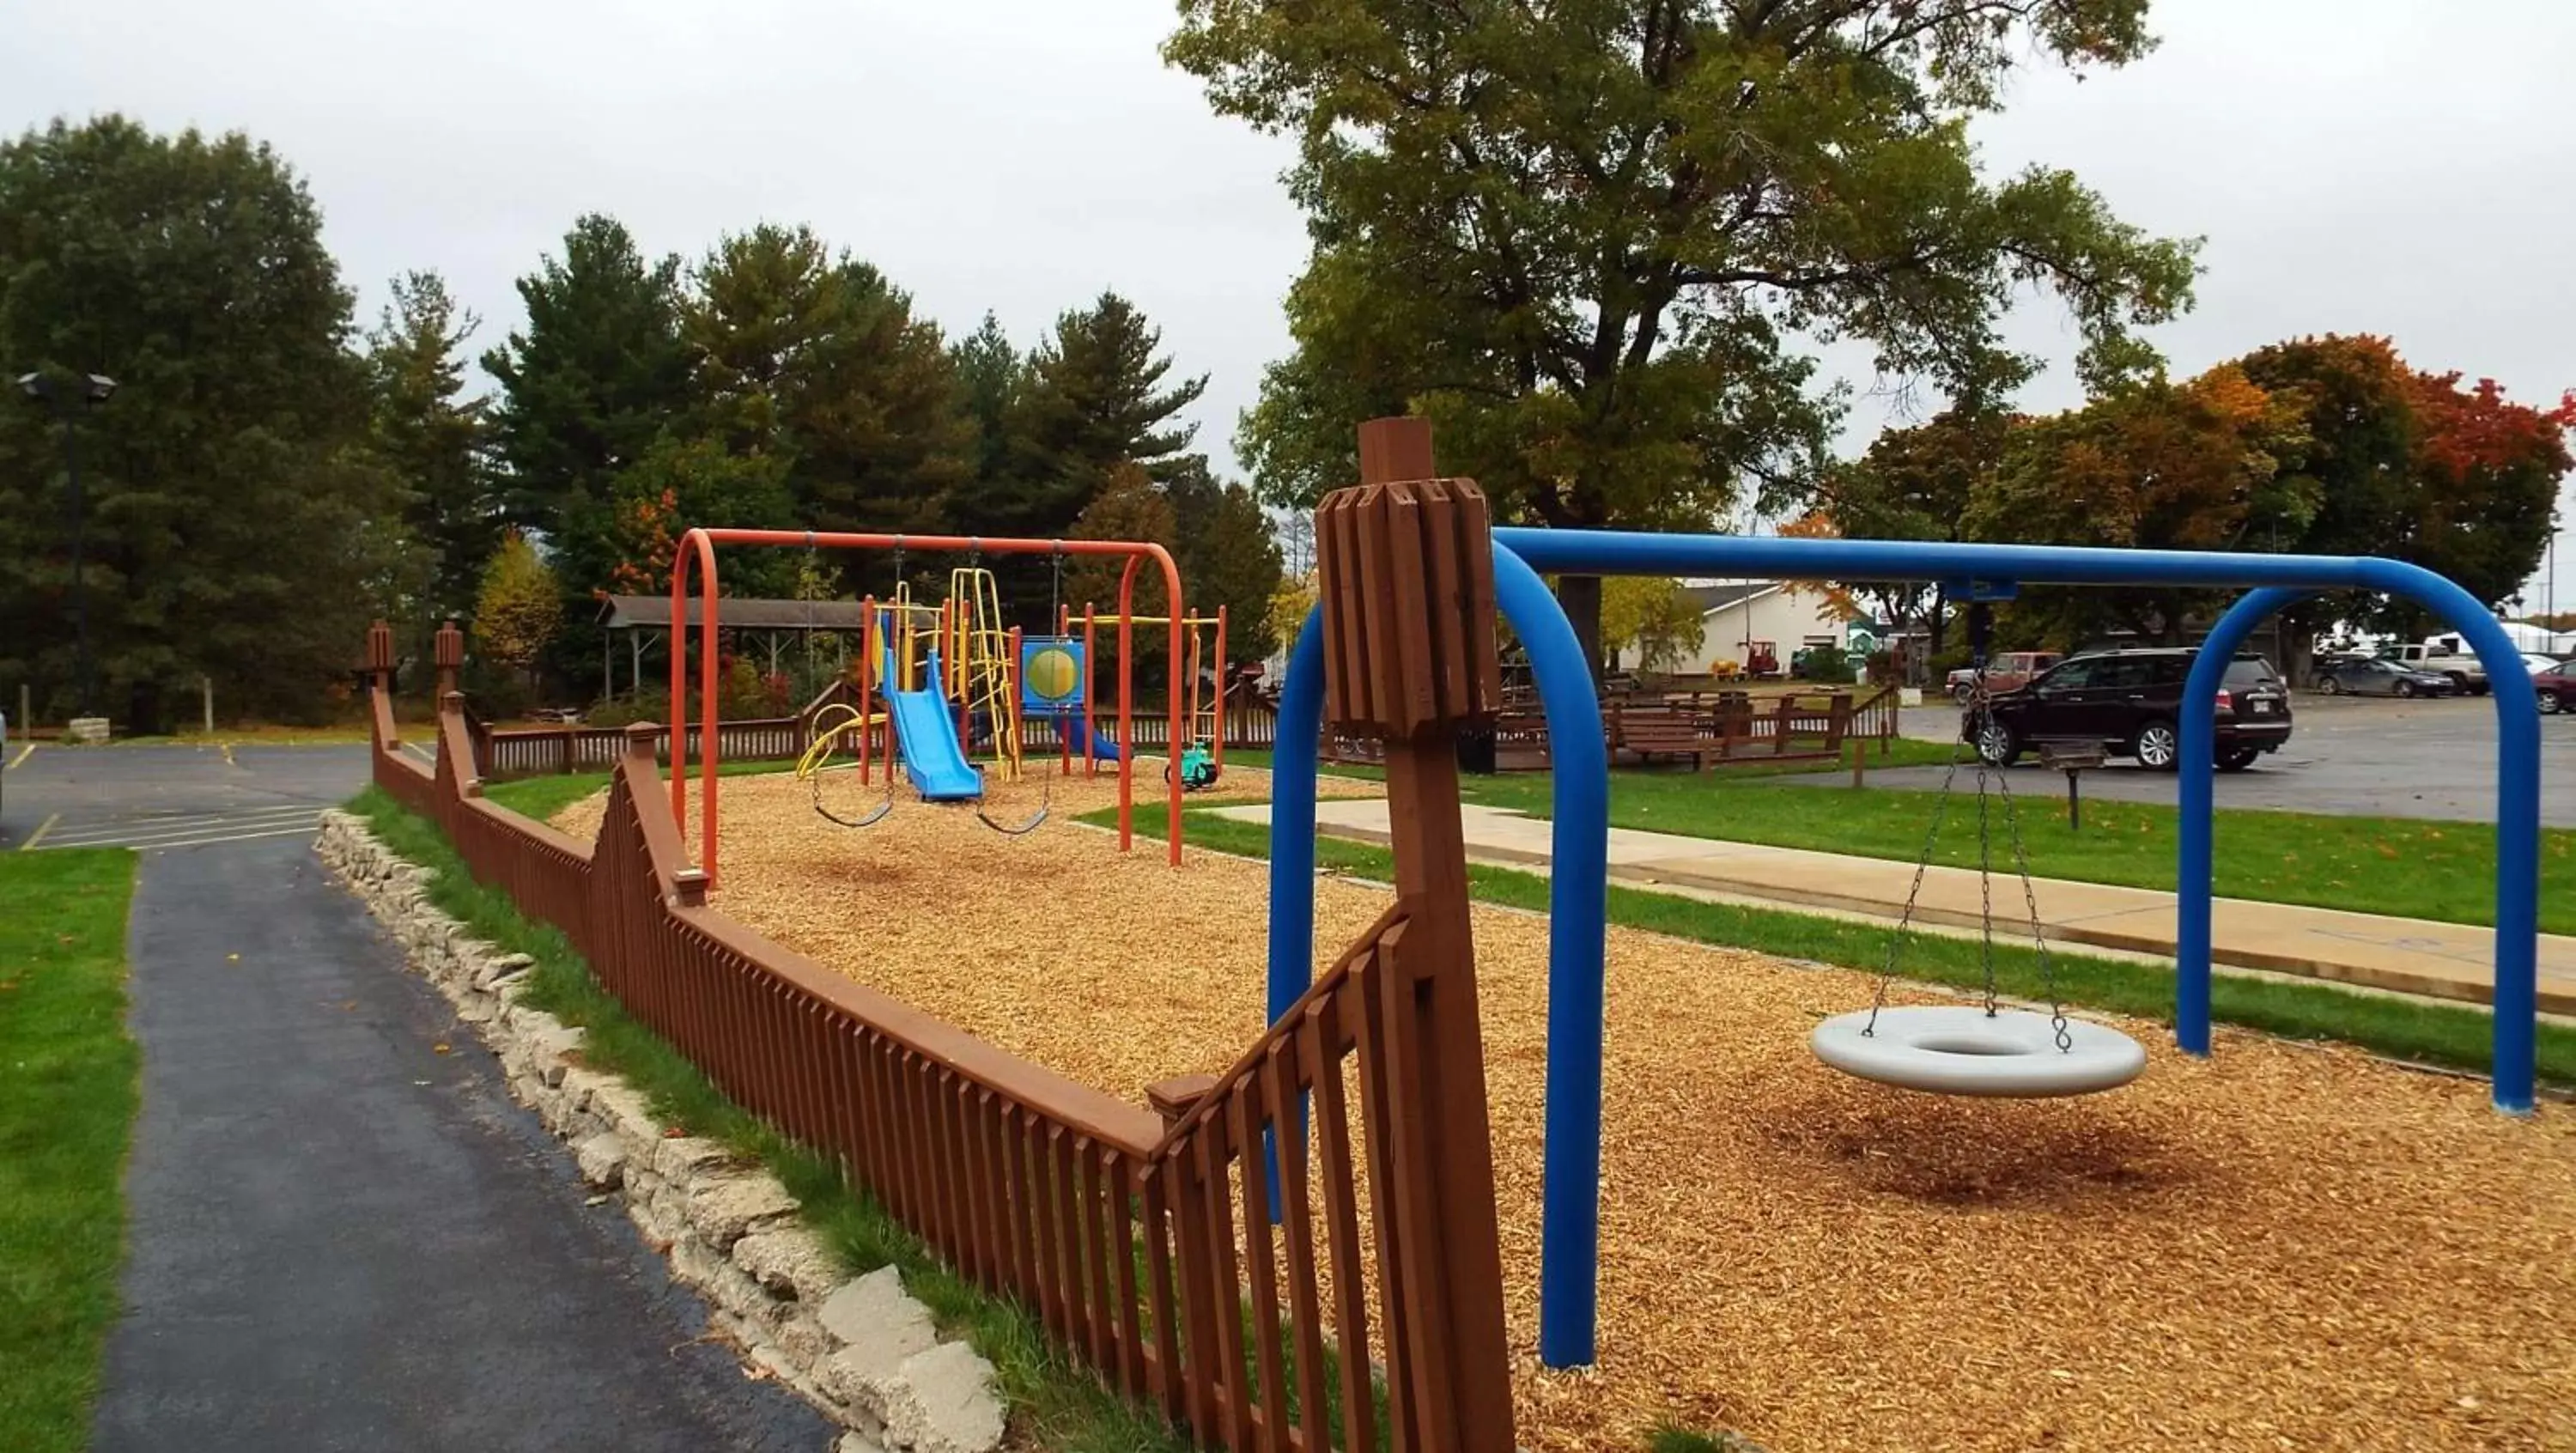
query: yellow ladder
[{"left": 948, "top": 566, "right": 1021, "bottom": 781}]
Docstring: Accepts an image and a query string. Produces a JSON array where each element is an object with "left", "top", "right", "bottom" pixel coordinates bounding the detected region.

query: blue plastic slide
[
  {"left": 1055, "top": 714, "right": 1122, "bottom": 762},
  {"left": 885, "top": 688, "right": 983, "bottom": 801}
]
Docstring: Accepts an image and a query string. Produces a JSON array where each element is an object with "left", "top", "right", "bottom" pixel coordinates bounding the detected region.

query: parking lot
[
  {"left": 0, "top": 742, "right": 369, "bottom": 851},
  {"left": 1864, "top": 692, "right": 2576, "bottom": 824}
]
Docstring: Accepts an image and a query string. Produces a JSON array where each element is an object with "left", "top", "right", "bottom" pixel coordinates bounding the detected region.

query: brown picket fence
[{"left": 359, "top": 542, "right": 1515, "bottom": 1453}]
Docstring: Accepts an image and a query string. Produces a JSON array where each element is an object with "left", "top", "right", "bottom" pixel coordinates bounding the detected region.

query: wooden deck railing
[{"left": 351, "top": 436, "right": 1516, "bottom": 1451}]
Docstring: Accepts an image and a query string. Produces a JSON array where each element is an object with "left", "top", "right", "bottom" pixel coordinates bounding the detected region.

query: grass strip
[
  {"left": 1111, "top": 806, "right": 2574, "bottom": 1087},
  {"left": 0, "top": 849, "right": 141, "bottom": 1453}
]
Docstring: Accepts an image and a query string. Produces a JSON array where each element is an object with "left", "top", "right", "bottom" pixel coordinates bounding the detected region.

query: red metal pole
[
  {"left": 1115, "top": 567, "right": 1134, "bottom": 852},
  {"left": 658, "top": 527, "right": 1188, "bottom": 864},
  {"left": 1056, "top": 602, "right": 1072, "bottom": 777},
  {"left": 669, "top": 528, "right": 725, "bottom": 886}
]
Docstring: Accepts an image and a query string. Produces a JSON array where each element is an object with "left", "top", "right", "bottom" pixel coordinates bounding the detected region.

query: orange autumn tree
[{"left": 1963, "top": 364, "right": 2314, "bottom": 642}]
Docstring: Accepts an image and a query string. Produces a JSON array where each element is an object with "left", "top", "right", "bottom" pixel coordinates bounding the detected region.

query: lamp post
[{"left": 17, "top": 371, "right": 117, "bottom": 726}]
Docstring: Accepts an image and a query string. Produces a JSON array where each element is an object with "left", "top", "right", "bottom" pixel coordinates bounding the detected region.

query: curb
[{"left": 317, "top": 809, "right": 1005, "bottom": 1453}]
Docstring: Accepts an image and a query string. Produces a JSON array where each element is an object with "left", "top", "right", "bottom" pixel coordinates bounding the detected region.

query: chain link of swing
[{"left": 1863, "top": 597, "right": 2074, "bottom": 1053}]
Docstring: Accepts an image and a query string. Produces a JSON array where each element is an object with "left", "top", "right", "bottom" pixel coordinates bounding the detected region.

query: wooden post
[
  {"left": 1315, "top": 416, "right": 1516, "bottom": 1453},
  {"left": 1850, "top": 734, "right": 1865, "bottom": 788},
  {"left": 434, "top": 618, "right": 464, "bottom": 701}
]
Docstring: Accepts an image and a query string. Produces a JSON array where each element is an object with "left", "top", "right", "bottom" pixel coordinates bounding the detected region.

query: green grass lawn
[
  {"left": 480, "top": 756, "right": 799, "bottom": 822},
  {"left": 1230, "top": 745, "right": 2570, "bottom": 933},
  {"left": 1446, "top": 768, "right": 2574, "bottom": 933},
  {"left": 0, "top": 849, "right": 140, "bottom": 1453},
  {"left": 1094, "top": 805, "right": 2575, "bottom": 1087}
]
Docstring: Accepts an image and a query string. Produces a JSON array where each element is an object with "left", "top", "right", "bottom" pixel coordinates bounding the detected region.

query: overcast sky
[{"left": 8, "top": 0, "right": 2572, "bottom": 612}]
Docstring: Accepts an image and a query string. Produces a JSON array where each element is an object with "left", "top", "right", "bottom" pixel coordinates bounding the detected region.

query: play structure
[
  {"left": 669, "top": 528, "right": 1204, "bottom": 881},
  {"left": 1264, "top": 417, "right": 2546, "bottom": 1371},
  {"left": 374, "top": 429, "right": 2567, "bottom": 1451}
]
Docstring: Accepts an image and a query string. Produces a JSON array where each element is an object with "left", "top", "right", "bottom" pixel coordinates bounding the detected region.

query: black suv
[{"left": 1965, "top": 647, "right": 2293, "bottom": 772}]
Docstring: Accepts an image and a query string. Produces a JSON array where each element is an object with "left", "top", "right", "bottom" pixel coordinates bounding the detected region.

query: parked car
[
  {"left": 2518, "top": 651, "right": 2567, "bottom": 678},
  {"left": 2534, "top": 661, "right": 2576, "bottom": 716},
  {"left": 1947, "top": 650, "right": 2064, "bottom": 701},
  {"left": 2378, "top": 641, "right": 2488, "bottom": 696},
  {"left": 2315, "top": 656, "right": 2457, "bottom": 698},
  {"left": 1965, "top": 647, "right": 2292, "bottom": 771}
]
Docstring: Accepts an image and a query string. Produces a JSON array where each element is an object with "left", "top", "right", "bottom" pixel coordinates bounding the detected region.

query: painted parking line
[
  {"left": 5, "top": 741, "right": 33, "bottom": 771},
  {"left": 39, "top": 806, "right": 325, "bottom": 851},
  {"left": 18, "top": 812, "right": 60, "bottom": 850},
  {"left": 102, "top": 824, "right": 325, "bottom": 853}
]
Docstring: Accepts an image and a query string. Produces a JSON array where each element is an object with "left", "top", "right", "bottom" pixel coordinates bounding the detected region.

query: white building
[{"left": 1684, "top": 580, "right": 1872, "bottom": 674}]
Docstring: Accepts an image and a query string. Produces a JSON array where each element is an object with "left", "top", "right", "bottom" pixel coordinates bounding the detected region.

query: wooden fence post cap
[
  {"left": 623, "top": 721, "right": 659, "bottom": 739},
  {"left": 434, "top": 621, "right": 465, "bottom": 668},
  {"left": 1315, "top": 476, "right": 1502, "bottom": 738},
  {"left": 441, "top": 690, "right": 467, "bottom": 711}
]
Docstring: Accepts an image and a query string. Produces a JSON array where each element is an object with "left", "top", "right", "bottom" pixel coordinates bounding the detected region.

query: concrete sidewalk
[{"left": 1215, "top": 799, "right": 2576, "bottom": 1014}]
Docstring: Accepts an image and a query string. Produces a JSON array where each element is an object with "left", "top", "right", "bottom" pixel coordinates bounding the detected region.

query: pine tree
[
  {"left": 975, "top": 292, "right": 1207, "bottom": 540},
  {"left": 0, "top": 116, "right": 407, "bottom": 727},
  {"left": 365, "top": 270, "right": 497, "bottom": 623},
  {"left": 951, "top": 312, "right": 1022, "bottom": 486},
  {"left": 683, "top": 224, "right": 969, "bottom": 541},
  {"left": 481, "top": 214, "right": 691, "bottom": 534}
]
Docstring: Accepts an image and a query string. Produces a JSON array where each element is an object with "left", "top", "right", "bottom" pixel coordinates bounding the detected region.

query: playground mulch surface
[{"left": 553, "top": 769, "right": 2576, "bottom": 1453}]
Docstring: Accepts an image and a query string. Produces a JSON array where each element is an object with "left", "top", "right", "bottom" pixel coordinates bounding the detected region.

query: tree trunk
[{"left": 1555, "top": 574, "right": 1607, "bottom": 685}]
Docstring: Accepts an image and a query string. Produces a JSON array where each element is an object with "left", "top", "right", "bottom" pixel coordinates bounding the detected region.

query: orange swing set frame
[{"left": 670, "top": 527, "right": 1188, "bottom": 888}]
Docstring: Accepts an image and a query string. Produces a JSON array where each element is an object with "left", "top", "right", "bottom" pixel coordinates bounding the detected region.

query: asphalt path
[
  {"left": 6, "top": 745, "right": 832, "bottom": 1451},
  {"left": 1849, "top": 692, "right": 2576, "bottom": 824}
]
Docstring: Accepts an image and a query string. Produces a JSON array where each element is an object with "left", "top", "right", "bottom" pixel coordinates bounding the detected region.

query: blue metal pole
[
  {"left": 2354, "top": 564, "right": 2542, "bottom": 1114},
  {"left": 1264, "top": 607, "right": 1327, "bottom": 1030},
  {"left": 2177, "top": 588, "right": 2306, "bottom": 1056},
  {"left": 1261, "top": 607, "right": 1328, "bottom": 1225},
  {"left": 1492, "top": 544, "right": 1610, "bottom": 1370}
]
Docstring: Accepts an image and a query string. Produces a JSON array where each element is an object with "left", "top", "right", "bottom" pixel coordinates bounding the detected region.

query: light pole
[{"left": 17, "top": 370, "right": 118, "bottom": 723}]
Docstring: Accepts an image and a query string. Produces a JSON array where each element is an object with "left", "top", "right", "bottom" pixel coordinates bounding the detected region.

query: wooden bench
[{"left": 1611, "top": 705, "right": 1719, "bottom": 771}]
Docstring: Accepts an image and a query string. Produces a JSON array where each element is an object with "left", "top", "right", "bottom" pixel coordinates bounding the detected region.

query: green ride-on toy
[{"left": 1167, "top": 738, "right": 1220, "bottom": 792}]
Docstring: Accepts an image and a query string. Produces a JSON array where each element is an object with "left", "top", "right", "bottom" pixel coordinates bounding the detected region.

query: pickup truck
[
  {"left": 1947, "top": 650, "right": 2063, "bottom": 701},
  {"left": 2377, "top": 641, "right": 2488, "bottom": 696}
]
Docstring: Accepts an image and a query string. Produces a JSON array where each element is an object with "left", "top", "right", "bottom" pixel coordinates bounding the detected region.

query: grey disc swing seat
[
  {"left": 1811, "top": 603, "right": 2145, "bottom": 1100},
  {"left": 1812, "top": 1005, "right": 2145, "bottom": 1097}
]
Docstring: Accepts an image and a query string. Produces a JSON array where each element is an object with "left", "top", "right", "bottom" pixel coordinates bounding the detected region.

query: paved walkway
[
  {"left": 80, "top": 749, "right": 831, "bottom": 1451},
  {"left": 1216, "top": 799, "right": 2576, "bottom": 1014}
]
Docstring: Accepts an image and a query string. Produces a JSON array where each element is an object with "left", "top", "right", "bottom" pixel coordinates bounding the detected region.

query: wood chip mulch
[{"left": 554, "top": 770, "right": 2576, "bottom": 1453}]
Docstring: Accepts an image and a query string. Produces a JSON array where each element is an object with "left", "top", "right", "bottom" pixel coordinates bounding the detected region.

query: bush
[
  {"left": 1864, "top": 648, "right": 1899, "bottom": 685},
  {"left": 1800, "top": 643, "right": 1850, "bottom": 682}
]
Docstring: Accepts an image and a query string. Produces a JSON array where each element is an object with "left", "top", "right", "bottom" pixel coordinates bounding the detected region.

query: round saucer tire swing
[{"left": 1809, "top": 622, "right": 2147, "bottom": 1099}]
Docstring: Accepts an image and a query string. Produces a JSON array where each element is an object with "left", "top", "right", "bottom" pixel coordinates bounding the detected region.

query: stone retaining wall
[{"left": 318, "top": 810, "right": 1005, "bottom": 1453}]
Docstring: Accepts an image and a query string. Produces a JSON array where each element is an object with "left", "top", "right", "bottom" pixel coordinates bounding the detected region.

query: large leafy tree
[
  {"left": 1963, "top": 364, "right": 2312, "bottom": 642},
  {"left": 0, "top": 116, "right": 407, "bottom": 728},
  {"left": 2232, "top": 335, "right": 2570, "bottom": 654},
  {"left": 1169, "top": 0, "right": 2201, "bottom": 670},
  {"left": 365, "top": 269, "right": 497, "bottom": 623},
  {"left": 2397, "top": 370, "right": 2573, "bottom": 629},
  {"left": 1817, "top": 405, "right": 2016, "bottom": 654}
]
